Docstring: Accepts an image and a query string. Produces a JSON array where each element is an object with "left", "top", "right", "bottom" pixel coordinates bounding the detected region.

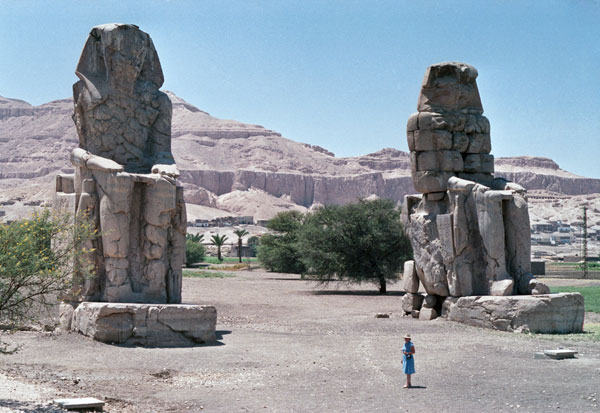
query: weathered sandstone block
[
  {"left": 419, "top": 307, "right": 439, "bottom": 321},
  {"left": 402, "top": 260, "right": 420, "bottom": 293},
  {"left": 444, "top": 293, "right": 584, "bottom": 334},
  {"left": 71, "top": 302, "right": 217, "bottom": 346},
  {"left": 402, "top": 293, "right": 424, "bottom": 314}
]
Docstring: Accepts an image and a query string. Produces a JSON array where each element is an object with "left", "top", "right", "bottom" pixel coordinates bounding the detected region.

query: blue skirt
[{"left": 403, "top": 356, "right": 415, "bottom": 374}]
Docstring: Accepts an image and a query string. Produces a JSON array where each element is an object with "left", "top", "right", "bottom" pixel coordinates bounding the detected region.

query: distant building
[
  {"left": 531, "top": 233, "right": 552, "bottom": 245},
  {"left": 550, "top": 231, "right": 575, "bottom": 245},
  {"left": 531, "top": 223, "right": 555, "bottom": 233},
  {"left": 190, "top": 216, "right": 254, "bottom": 227}
]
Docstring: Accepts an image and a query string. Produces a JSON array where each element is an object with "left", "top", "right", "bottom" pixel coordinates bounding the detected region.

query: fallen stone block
[
  {"left": 54, "top": 397, "right": 105, "bottom": 410},
  {"left": 543, "top": 349, "right": 577, "bottom": 360},
  {"left": 71, "top": 302, "right": 217, "bottom": 346},
  {"left": 402, "top": 293, "right": 424, "bottom": 314},
  {"left": 419, "top": 307, "right": 438, "bottom": 321},
  {"left": 402, "top": 260, "right": 420, "bottom": 293},
  {"left": 490, "top": 279, "right": 514, "bottom": 296},
  {"left": 446, "top": 293, "right": 584, "bottom": 333},
  {"left": 440, "top": 296, "right": 459, "bottom": 318}
]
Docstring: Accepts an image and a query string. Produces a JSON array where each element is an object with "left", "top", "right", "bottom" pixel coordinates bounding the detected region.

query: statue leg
[
  {"left": 96, "top": 172, "right": 135, "bottom": 302},
  {"left": 142, "top": 177, "right": 177, "bottom": 303}
]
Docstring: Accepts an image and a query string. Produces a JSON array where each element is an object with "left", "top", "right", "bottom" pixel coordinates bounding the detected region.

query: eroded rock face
[
  {"left": 403, "top": 62, "right": 546, "bottom": 307},
  {"left": 54, "top": 24, "right": 185, "bottom": 304},
  {"left": 407, "top": 62, "right": 493, "bottom": 195},
  {"left": 71, "top": 302, "right": 217, "bottom": 346},
  {"left": 73, "top": 23, "right": 173, "bottom": 173},
  {"left": 444, "top": 293, "right": 584, "bottom": 333}
]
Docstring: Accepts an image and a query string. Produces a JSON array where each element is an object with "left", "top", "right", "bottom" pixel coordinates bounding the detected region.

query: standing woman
[{"left": 402, "top": 334, "right": 416, "bottom": 388}]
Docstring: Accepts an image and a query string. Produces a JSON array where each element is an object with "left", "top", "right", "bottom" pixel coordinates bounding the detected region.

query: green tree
[
  {"left": 187, "top": 233, "right": 204, "bottom": 243},
  {"left": 233, "top": 229, "right": 249, "bottom": 263},
  {"left": 297, "top": 199, "right": 412, "bottom": 294},
  {"left": 257, "top": 211, "right": 306, "bottom": 273},
  {"left": 185, "top": 234, "right": 205, "bottom": 267},
  {"left": 247, "top": 236, "right": 260, "bottom": 257},
  {"left": 0, "top": 209, "right": 97, "bottom": 351},
  {"left": 210, "top": 234, "right": 229, "bottom": 262}
]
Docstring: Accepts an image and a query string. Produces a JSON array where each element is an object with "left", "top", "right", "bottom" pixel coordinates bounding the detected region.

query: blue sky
[{"left": 1, "top": 0, "right": 599, "bottom": 178}]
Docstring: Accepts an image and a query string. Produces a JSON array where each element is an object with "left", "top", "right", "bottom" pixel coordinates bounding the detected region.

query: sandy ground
[{"left": 1, "top": 271, "right": 599, "bottom": 413}]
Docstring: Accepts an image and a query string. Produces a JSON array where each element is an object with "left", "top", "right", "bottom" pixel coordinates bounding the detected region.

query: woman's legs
[{"left": 404, "top": 374, "right": 412, "bottom": 388}]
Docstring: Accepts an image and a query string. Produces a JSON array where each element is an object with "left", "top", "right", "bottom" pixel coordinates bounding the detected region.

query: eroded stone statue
[
  {"left": 56, "top": 23, "right": 186, "bottom": 304},
  {"left": 401, "top": 62, "right": 551, "bottom": 321}
]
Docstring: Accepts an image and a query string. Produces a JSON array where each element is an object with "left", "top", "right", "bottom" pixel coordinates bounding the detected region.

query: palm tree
[
  {"left": 210, "top": 234, "right": 228, "bottom": 262},
  {"left": 233, "top": 229, "right": 249, "bottom": 263},
  {"left": 186, "top": 233, "right": 204, "bottom": 243}
]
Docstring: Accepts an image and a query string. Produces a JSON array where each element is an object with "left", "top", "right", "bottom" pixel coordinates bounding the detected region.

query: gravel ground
[{"left": 1, "top": 271, "right": 599, "bottom": 413}]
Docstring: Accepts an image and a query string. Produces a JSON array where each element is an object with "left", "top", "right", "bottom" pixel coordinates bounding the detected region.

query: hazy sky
[{"left": 2, "top": 1, "right": 599, "bottom": 178}]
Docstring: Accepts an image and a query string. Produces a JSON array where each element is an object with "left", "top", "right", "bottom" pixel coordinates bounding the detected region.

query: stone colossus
[{"left": 55, "top": 24, "right": 215, "bottom": 345}]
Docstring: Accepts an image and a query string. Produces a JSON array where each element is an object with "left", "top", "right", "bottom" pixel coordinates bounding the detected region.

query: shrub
[
  {"left": 0, "top": 209, "right": 97, "bottom": 350},
  {"left": 185, "top": 238, "right": 205, "bottom": 267},
  {"left": 247, "top": 236, "right": 260, "bottom": 257}
]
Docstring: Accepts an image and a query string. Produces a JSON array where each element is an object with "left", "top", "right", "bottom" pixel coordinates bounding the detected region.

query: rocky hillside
[{"left": 1, "top": 93, "right": 599, "bottom": 221}]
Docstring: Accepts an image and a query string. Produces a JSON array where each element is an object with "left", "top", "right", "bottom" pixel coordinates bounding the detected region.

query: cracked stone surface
[
  {"left": 401, "top": 62, "right": 565, "bottom": 328},
  {"left": 71, "top": 302, "right": 217, "bottom": 346},
  {"left": 444, "top": 293, "right": 584, "bottom": 333},
  {"left": 53, "top": 24, "right": 186, "bottom": 304}
]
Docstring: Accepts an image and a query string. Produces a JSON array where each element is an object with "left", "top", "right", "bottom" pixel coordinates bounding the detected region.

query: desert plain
[{"left": 1, "top": 270, "right": 599, "bottom": 413}]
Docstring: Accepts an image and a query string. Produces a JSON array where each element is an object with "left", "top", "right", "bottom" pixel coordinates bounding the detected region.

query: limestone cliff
[{"left": 1, "top": 92, "right": 599, "bottom": 220}]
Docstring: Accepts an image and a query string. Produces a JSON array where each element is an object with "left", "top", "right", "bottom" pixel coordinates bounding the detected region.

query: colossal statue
[
  {"left": 401, "top": 62, "right": 550, "bottom": 318},
  {"left": 55, "top": 24, "right": 186, "bottom": 304}
]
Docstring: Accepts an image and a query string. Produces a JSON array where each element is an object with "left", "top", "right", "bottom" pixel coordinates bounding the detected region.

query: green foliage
[
  {"left": 257, "top": 211, "right": 306, "bottom": 274},
  {"left": 233, "top": 228, "right": 250, "bottom": 263},
  {"left": 579, "top": 262, "right": 600, "bottom": 270},
  {"left": 0, "top": 210, "right": 97, "bottom": 330},
  {"left": 549, "top": 286, "right": 600, "bottom": 313},
  {"left": 202, "top": 256, "right": 256, "bottom": 264},
  {"left": 182, "top": 270, "right": 234, "bottom": 278},
  {"left": 297, "top": 199, "right": 412, "bottom": 294},
  {"left": 210, "top": 234, "right": 229, "bottom": 261},
  {"left": 530, "top": 323, "right": 600, "bottom": 342},
  {"left": 247, "top": 236, "right": 260, "bottom": 257},
  {"left": 185, "top": 238, "right": 205, "bottom": 267},
  {"left": 186, "top": 233, "right": 205, "bottom": 243}
]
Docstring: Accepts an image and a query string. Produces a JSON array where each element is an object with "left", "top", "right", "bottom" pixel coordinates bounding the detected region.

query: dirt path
[{"left": 1, "top": 271, "right": 599, "bottom": 412}]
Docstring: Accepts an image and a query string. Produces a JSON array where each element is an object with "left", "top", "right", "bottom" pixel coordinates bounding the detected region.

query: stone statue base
[
  {"left": 60, "top": 302, "right": 217, "bottom": 346},
  {"left": 441, "top": 293, "right": 584, "bottom": 334}
]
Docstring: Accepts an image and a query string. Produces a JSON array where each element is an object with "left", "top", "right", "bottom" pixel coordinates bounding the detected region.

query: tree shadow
[
  {"left": 309, "top": 290, "right": 406, "bottom": 297},
  {"left": 266, "top": 277, "right": 306, "bottom": 281},
  {"left": 111, "top": 330, "right": 232, "bottom": 348}
]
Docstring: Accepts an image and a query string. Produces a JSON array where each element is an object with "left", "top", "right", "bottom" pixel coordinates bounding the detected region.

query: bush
[
  {"left": 185, "top": 238, "right": 205, "bottom": 267},
  {"left": 257, "top": 211, "right": 306, "bottom": 274},
  {"left": 247, "top": 236, "right": 260, "bottom": 257},
  {"left": 0, "top": 209, "right": 97, "bottom": 345},
  {"left": 297, "top": 199, "right": 412, "bottom": 294}
]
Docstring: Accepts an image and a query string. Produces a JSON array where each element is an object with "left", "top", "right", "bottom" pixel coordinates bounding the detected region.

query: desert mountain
[{"left": 1, "top": 92, "right": 599, "bottom": 222}]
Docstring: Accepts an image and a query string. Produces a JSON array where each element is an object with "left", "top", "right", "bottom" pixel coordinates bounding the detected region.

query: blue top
[{"left": 402, "top": 341, "right": 415, "bottom": 375}]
